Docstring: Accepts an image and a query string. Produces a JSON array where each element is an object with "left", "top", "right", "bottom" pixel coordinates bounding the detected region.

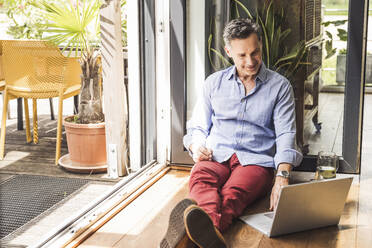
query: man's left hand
[
  {"left": 270, "top": 176, "right": 289, "bottom": 211},
  {"left": 270, "top": 163, "right": 292, "bottom": 211}
]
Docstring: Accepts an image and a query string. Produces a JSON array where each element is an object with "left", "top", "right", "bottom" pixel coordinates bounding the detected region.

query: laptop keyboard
[{"left": 264, "top": 212, "right": 275, "bottom": 219}]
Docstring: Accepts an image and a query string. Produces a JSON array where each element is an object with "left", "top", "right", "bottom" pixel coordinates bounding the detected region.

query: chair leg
[
  {"left": 17, "top": 98, "right": 23, "bottom": 130},
  {"left": 0, "top": 90, "right": 9, "bottom": 159},
  {"left": 32, "top": 99, "right": 38, "bottom": 144},
  {"left": 55, "top": 95, "right": 63, "bottom": 165},
  {"left": 2, "top": 93, "right": 11, "bottom": 120},
  {"left": 7, "top": 101, "right": 10, "bottom": 120},
  {"left": 49, "top": 98, "right": 55, "bottom": 120},
  {"left": 24, "top": 98, "right": 32, "bottom": 143}
]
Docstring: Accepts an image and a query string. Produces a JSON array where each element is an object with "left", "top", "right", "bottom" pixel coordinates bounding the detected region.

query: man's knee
[
  {"left": 221, "top": 186, "right": 260, "bottom": 211},
  {"left": 192, "top": 160, "right": 211, "bottom": 172},
  {"left": 189, "top": 161, "right": 218, "bottom": 187},
  {"left": 191, "top": 160, "right": 225, "bottom": 178},
  {"left": 189, "top": 160, "right": 230, "bottom": 193}
]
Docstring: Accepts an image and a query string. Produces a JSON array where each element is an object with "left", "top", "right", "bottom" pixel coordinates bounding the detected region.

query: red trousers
[{"left": 188, "top": 153, "right": 274, "bottom": 232}]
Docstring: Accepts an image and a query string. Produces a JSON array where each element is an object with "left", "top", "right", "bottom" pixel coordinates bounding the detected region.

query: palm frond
[
  {"left": 36, "top": 0, "right": 101, "bottom": 55},
  {"left": 231, "top": 0, "right": 253, "bottom": 19}
]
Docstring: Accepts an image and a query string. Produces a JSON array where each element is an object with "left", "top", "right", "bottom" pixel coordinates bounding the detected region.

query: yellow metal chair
[
  {"left": 0, "top": 40, "right": 81, "bottom": 165},
  {"left": 0, "top": 69, "right": 4, "bottom": 91},
  {"left": 0, "top": 40, "right": 5, "bottom": 93},
  {"left": 0, "top": 40, "right": 4, "bottom": 80},
  {"left": 0, "top": 42, "right": 7, "bottom": 118}
]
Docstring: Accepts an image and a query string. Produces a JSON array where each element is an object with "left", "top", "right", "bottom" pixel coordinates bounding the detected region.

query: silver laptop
[{"left": 240, "top": 177, "right": 353, "bottom": 237}]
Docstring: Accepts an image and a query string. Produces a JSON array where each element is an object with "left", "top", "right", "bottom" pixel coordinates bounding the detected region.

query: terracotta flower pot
[{"left": 59, "top": 116, "right": 107, "bottom": 173}]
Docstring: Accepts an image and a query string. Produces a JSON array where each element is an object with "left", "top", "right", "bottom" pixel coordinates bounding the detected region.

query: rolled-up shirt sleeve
[
  {"left": 273, "top": 80, "right": 303, "bottom": 169},
  {"left": 183, "top": 77, "right": 213, "bottom": 153}
]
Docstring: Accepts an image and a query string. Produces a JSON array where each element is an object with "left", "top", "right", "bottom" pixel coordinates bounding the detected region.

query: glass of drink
[{"left": 314, "top": 151, "right": 339, "bottom": 180}]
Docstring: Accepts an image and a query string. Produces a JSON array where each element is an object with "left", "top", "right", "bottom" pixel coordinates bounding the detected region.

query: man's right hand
[{"left": 190, "top": 144, "right": 213, "bottom": 163}]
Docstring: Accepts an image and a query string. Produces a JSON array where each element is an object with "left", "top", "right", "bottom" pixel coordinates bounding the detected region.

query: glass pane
[{"left": 303, "top": 1, "right": 347, "bottom": 156}]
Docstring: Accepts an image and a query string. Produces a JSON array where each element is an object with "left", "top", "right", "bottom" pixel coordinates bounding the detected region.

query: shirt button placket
[
  {"left": 239, "top": 101, "right": 245, "bottom": 144},
  {"left": 240, "top": 104, "right": 244, "bottom": 142}
]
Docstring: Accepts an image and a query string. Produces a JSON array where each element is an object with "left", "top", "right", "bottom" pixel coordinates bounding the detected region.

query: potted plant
[
  {"left": 322, "top": 19, "right": 348, "bottom": 60},
  {"left": 36, "top": 0, "right": 107, "bottom": 172},
  {"left": 336, "top": 49, "right": 372, "bottom": 85},
  {"left": 322, "top": 19, "right": 349, "bottom": 85},
  {"left": 323, "top": 19, "right": 372, "bottom": 85}
]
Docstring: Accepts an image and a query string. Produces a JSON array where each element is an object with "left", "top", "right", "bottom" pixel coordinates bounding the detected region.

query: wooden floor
[{"left": 76, "top": 166, "right": 372, "bottom": 248}]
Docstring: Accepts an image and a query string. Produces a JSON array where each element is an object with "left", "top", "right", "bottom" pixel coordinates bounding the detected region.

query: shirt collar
[
  {"left": 256, "top": 63, "right": 268, "bottom": 83},
  {"left": 227, "top": 63, "right": 268, "bottom": 83},
  {"left": 226, "top": 66, "right": 237, "bottom": 80}
]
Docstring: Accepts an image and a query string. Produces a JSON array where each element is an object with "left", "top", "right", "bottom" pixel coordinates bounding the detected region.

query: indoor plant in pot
[
  {"left": 336, "top": 49, "right": 372, "bottom": 85},
  {"left": 37, "top": 0, "right": 107, "bottom": 172}
]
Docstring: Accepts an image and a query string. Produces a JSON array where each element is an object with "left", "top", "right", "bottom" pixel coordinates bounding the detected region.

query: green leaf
[
  {"left": 325, "top": 40, "right": 336, "bottom": 59},
  {"left": 234, "top": 2, "right": 240, "bottom": 18},
  {"left": 211, "top": 48, "right": 232, "bottom": 67},
  {"left": 231, "top": 0, "right": 253, "bottom": 19},
  {"left": 322, "top": 20, "right": 347, "bottom": 27},
  {"left": 333, "top": 20, "right": 348, "bottom": 26},
  {"left": 325, "top": 31, "right": 333, "bottom": 39},
  {"left": 207, "top": 34, "right": 216, "bottom": 70},
  {"left": 337, "top": 29, "right": 348, "bottom": 41},
  {"left": 258, "top": 14, "right": 270, "bottom": 67},
  {"left": 266, "top": 1, "right": 275, "bottom": 48},
  {"left": 325, "top": 39, "right": 333, "bottom": 52},
  {"left": 271, "top": 26, "right": 281, "bottom": 62},
  {"left": 279, "top": 28, "right": 291, "bottom": 42},
  {"left": 325, "top": 48, "right": 337, "bottom": 59},
  {"left": 285, "top": 42, "right": 307, "bottom": 78}
]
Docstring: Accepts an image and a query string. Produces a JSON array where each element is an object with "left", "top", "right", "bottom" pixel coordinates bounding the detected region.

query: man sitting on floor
[{"left": 160, "top": 18, "right": 303, "bottom": 248}]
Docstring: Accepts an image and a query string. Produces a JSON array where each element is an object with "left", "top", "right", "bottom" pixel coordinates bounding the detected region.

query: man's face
[{"left": 225, "top": 34, "right": 262, "bottom": 79}]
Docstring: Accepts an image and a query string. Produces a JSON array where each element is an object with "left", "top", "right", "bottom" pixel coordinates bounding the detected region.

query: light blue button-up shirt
[{"left": 183, "top": 64, "right": 303, "bottom": 169}]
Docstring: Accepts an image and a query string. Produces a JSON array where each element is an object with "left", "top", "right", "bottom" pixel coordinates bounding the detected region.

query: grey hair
[{"left": 223, "top": 18, "right": 262, "bottom": 47}]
